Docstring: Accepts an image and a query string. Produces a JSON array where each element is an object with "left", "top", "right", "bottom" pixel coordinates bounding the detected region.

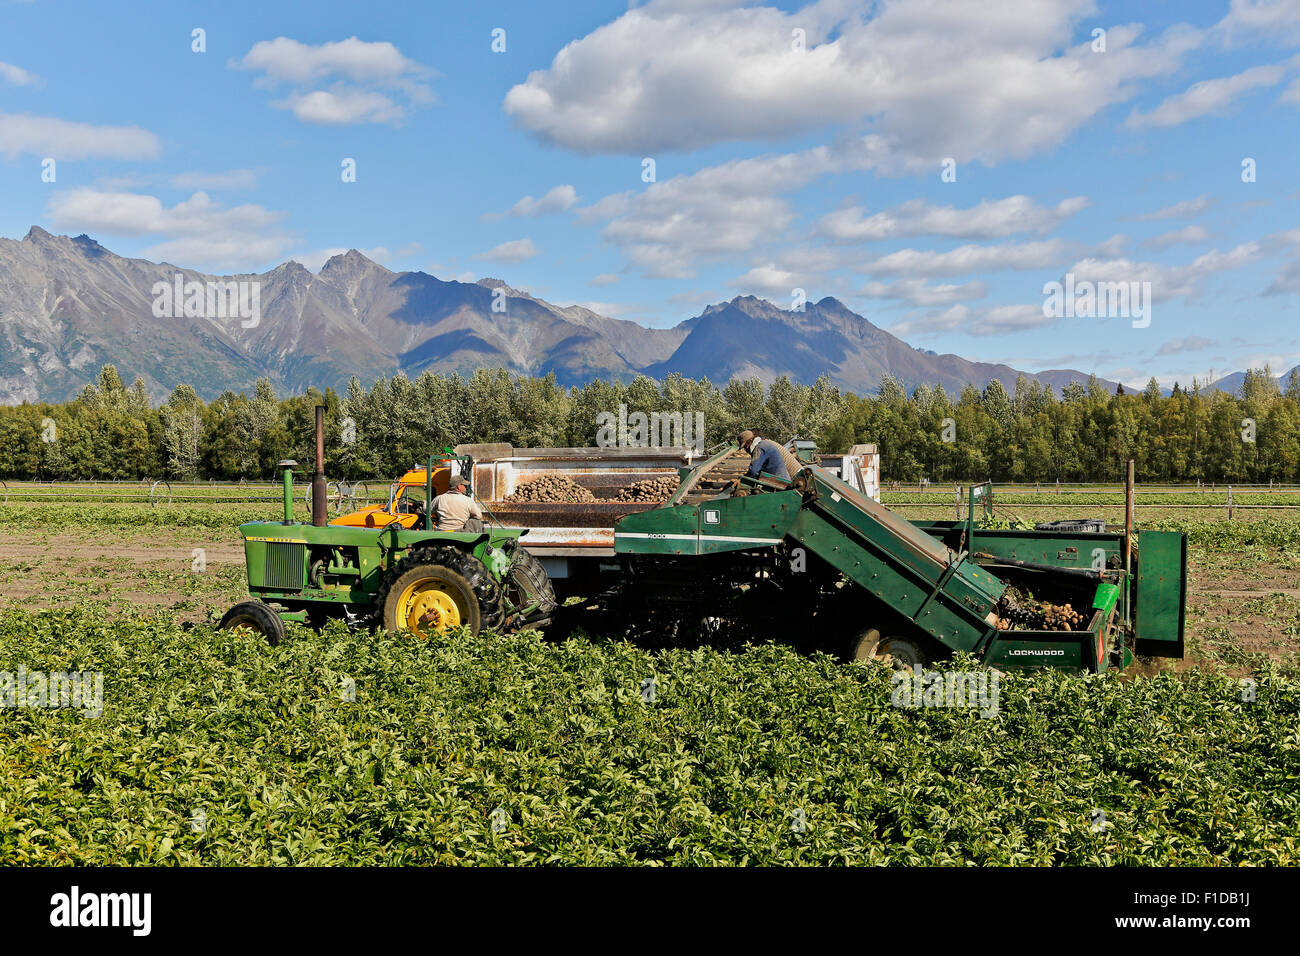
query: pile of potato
[
  {"left": 505, "top": 473, "right": 682, "bottom": 504},
  {"left": 996, "top": 591, "right": 1087, "bottom": 631},
  {"left": 504, "top": 475, "right": 597, "bottom": 503},
  {"left": 608, "top": 476, "right": 679, "bottom": 502}
]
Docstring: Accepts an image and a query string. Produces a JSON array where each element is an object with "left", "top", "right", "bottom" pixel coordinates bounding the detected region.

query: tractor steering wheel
[{"left": 396, "top": 496, "right": 425, "bottom": 518}]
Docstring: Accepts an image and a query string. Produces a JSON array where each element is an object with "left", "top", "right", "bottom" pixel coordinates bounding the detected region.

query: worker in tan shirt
[{"left": 431, "top": 475, "right": 484, "bottom": 531}]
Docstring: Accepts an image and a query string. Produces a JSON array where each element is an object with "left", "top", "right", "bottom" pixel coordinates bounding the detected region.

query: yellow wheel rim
[
  {"left": 227, "top": 618, "right": 267, "bottom": 638},
  {"left": 397, "top": 579, "right": 462, "bottom": 638}
]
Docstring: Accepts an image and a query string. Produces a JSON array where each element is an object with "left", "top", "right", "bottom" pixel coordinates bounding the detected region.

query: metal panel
[
  {"left": 264, "top": 540, "right": 306, "bottom": 591},
  {"left": 1134, "top": 530, "right": 1186, "bottom": 657},
  {"left": 789, "top": 507, "right": 997, "bottom": 653}
]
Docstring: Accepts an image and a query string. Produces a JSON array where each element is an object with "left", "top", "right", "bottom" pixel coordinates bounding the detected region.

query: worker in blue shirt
[{"left": 738, "top": 429, "right": 790, "bottom": 482}]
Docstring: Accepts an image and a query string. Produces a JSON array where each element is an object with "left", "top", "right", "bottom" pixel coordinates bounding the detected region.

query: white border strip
[{"left": 617, "top": 532, "right": 784, "bottom": 545}]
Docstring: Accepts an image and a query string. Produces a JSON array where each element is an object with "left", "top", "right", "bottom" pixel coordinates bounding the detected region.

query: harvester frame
[{"left": 610, "top": 445, "right": 1185, "bottom": 671}]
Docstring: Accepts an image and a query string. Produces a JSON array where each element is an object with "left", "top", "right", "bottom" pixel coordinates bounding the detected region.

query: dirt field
[{"left": 0, "top": 531, "right": 247, "bottom": 621}]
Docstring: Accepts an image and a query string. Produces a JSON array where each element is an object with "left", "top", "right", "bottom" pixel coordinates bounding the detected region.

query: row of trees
[
  {"left": 825, "top": 369, "right": 1300, "bottom": 483},
  {"left": 0, "top": 364, "right": 1296, "bottom": 483},
  {"left": 0, "top": 366, "right": 846, "bottom": 481}
]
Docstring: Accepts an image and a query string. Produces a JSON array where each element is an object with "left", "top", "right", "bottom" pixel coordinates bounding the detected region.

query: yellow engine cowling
[{"left": 329, "top": 464, "right": 453, "bottom": 528}]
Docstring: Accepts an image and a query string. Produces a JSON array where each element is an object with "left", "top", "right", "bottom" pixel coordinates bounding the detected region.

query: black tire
[
  {"left": 376, "top": 546, "right": 504, "bottom": 638},
  {"left": 218, "top": 600, "right": 286, "bottom": 646},
  {"left": 504, "top": 547, "right": 558, "bottom": 627}
]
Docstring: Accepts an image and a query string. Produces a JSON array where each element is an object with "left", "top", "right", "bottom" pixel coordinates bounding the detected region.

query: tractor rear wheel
[
  {"left": 377, "top": 547, "right": 503, "bottom": 639},
  {"left": 503, "top": 547, "right": 558, "bottom": 627},
  {"left": 218, "top": 600, "right": 286, "bottom": 646}
]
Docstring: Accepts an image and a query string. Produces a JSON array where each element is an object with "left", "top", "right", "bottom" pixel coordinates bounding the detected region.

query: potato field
[{"left": 2, "top": 491, "right": 1298, "bottom": 865}]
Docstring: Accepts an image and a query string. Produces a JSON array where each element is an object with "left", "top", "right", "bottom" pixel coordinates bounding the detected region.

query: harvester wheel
[
  {"left": 377, "top": 547, "right": 504, "bottom": 639},
  {"left": 850, "top": 628, "right": 929, "bottom": 668},
  {"left": 877, "top": 635, "right": 929, "bottom": 668},
  {"left": 849, "top": 627, "right": 883, "bottom": 662},
  {"left": 218, "top": 600, "right": 287, "bottom": 646}
]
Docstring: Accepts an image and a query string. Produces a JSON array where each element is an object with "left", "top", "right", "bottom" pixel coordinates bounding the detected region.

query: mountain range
[{"left": 0, "top": 226, "right": 1208, "bottom": 405}]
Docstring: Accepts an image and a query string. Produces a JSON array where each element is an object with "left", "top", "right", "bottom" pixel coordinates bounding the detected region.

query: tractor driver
[{"left": 432, "top": 474, "right": 484, "bottom": 532}]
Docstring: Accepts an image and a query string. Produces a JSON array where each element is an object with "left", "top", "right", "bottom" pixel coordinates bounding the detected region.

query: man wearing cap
[
  {"left": 737, "top": 429, "right": 791, "bottom": 484},
  {"left": 432, "top": 474, "right": 484, "bottom": 531}
]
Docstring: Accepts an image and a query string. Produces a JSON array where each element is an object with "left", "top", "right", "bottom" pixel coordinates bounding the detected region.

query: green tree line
[{"left": 0, "top": 364, "right": 1295, "bottom": 483}]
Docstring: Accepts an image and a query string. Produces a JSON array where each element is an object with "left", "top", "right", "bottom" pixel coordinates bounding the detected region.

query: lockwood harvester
[{"left": 222, "top": 414, "right": 1186, "bottom": 672}]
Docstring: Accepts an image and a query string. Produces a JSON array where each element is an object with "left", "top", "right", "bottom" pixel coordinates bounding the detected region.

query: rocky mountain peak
[{"left": 320, "top": 249, "right": 382, "bottom": 277}]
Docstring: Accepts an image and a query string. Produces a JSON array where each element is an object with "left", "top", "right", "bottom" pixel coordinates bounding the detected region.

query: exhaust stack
[
  {"left": 312, "top": 405, "right": 328, "bottom": 527},
  {"left": 277, "top": 460, "right": 297, "bottom": 524}
]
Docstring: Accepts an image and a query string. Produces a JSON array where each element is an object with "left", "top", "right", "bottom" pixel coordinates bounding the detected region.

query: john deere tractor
[{"left": 219, "top": 415, "right": 555, "bottom": 644}]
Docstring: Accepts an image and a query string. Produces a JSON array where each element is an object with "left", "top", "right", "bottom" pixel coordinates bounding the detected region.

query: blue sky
[{"left": 1, "top": 0, "right": 1298, "bottom": 389}]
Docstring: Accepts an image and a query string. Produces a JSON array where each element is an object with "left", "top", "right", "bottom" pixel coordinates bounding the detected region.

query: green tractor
[{"left": 219, "top": 448, "right": 556, "bottom": 645}]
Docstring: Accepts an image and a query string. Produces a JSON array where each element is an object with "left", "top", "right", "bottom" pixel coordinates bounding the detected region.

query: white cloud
[
  {"left": 47, "top": 189, "right": 294, "bottom": 271},
  {"left": 1156, "top": 335, "right": 1216, "bottom": 355},
  {"left": 1144, "top": 224, "right": 1211, "bottom": 250},
  {"left": 49, "top": 189, "right": 283, "bottom": 237},
  {"left": 0, "top": 113, "right": 160, "bottom": 160},
  {"left": 818, "top": 195, "right": 1088, "bottom": 242},
  {"left": 1217, "top": 0, "right": 1300, "bottom": 43},
  {"left": 476, "top": 238, "right": 540, "bottom": 263},
  {"left": 730, "top": 264, "right": 811, "bottom": 297},
  {"left": 1133, "top": 195, "right": 1216, "bottom": 220},
  {"left": 579, "top": 137, "right": 888, "bottom": 278},
  {"left": 859, "top": 278, "right": 988, "bottom": 306},
  {"left": 883, "top": 241, "right": 1267, "bottom": 338},
  {"left": 588, "top": 273, "right": 620, "bottom": 287},
  {"left": 144, "top": 235, "right": 299, "bottom": 271},
  {"left": 486, "top": 185, "right": 579, "bottom": 220},
  {"left": 1266, "top": 257, "right": 1300, "bottom": 294},
  {"left": 890, "top": 303, "right": 1053, "bottom": 338},
  {"left": 858, "top": 239, "right": 1074, "bottom": 278},
  {"left": 1065, "top": 242, "right": 1265, "bottom": 303},
  {"left": 0, "top": 61, "right": 40, "bottom": 87},
  {"left": 278, "top": 89, "right": 404, "bottom": 125},
  {"left": 236, "top": 36, "right": 432, "bottom": 89},
  {"left": 1125, "top": 62, "right": 1292, "bottom": 128},
  {"left": 233, "top": 36, "right": 435, "bottom": 125},
  {"left": 1094, "top": 234, "right": 1131, "bottom": 258},
  {"left": 505, "top": 0, "right": 1199, "bottom": 164},
  {"left": 1282, "top": 77, "right": 1300, "bottom": 103}
]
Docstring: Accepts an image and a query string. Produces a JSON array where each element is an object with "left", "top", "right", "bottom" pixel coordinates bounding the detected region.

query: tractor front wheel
[{"left": 218, "top": 600, "right": 287, "bottom": 646}]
